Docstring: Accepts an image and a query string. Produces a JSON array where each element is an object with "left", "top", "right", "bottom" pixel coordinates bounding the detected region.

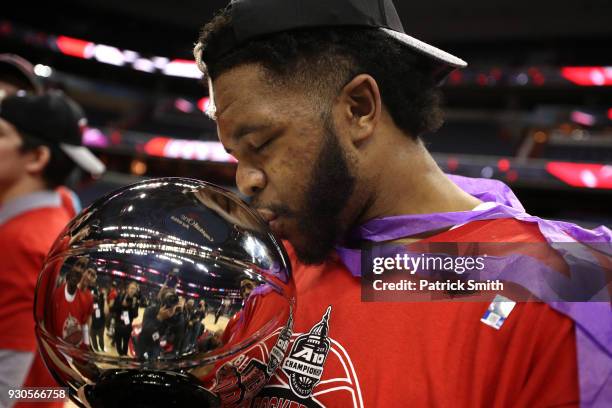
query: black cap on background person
[
  {"left": 0, "top": 91, "right": 106, "bottom": 182},
  {"left": 0, "top": 54, "right": 43, "bottom": 98}
]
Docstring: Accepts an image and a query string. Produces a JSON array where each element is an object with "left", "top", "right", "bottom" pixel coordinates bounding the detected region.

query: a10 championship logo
[{"left": 282, "top": 306, "right": 332, "bottom": 398}]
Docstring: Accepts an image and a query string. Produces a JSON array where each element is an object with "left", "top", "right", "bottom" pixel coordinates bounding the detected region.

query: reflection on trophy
[{"left": 34, "top": 178, "right": 296, "bottom": 407}]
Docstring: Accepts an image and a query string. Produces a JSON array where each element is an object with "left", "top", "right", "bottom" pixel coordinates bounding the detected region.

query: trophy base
[{"left": 83, "top": 370, "right": 220, "bottom": 408}]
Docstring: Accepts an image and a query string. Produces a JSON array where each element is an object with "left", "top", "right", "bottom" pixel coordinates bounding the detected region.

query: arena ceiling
[
  {"left": 62, "top": 0, "right": 612, "bottom": 42},
  {"left": 4, "top": 0, "right": 612, "bottom": 63}
]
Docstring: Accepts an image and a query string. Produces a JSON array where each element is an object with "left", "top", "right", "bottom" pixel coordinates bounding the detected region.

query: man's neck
[
  {"left": 356, "top": 139, "right": 481, "bottom": 225},
  {"left": 65, "top": 284, "right": 78, "bottom": 302},
  {"left": 0, "top": 177, "right": 48, "bottom": 205}
]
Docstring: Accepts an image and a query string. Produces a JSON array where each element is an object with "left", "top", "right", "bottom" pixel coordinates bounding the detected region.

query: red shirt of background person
[
  {"left": 1, "top": 189, "right": 80, "bottom": 408},
  {"left": 79, "top": 266, "right": 96, "bottom": 317},
  {"left": 0, "top": 193, "right": 75, "bottom": 350},
  {"left": 0, "top": 86, "right": 105, "bottom": 408},
  {"left": 108, "top": 285, "right": 118, "bottom": 306},
  {"left": 0, "top": 54, "right": 49, "bottom": 354},
  {"left": 49, "top": 260, "right": 94, "bottom": 347}
]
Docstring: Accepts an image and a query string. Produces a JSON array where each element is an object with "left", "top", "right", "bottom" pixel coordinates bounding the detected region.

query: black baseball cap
[
  {"left": 196, "top": 0, "right": 467, "bottom": 82},
  {"left": 0, "top": 54, "right": 43, "bottom": 95},
  {"left": 0, "top": 91, "right": 106, "bottom": 176}
]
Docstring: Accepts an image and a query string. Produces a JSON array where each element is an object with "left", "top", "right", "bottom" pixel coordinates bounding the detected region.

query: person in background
[
  {"left": 0, "top": 54, "right": 82, "bottom": 216},
  {"left": 157, "top": 268, "right": 180, "bottom": 301},
  {"left": 219, "top": 278, "right": 258, "bottom": 347},
  {"left": 111, "top": 281, "right": 139, "bottom": 356},
  {"left": 166, "top": 296, "right": 187, "bottom": 356},
  {"left": 49, "top": 258, "right": 93, "bottom": 347},
  {"left": 239, "top": 279, "right": 255, "bottom": 304},
  {"left": 0, "top": 54, "right": 43, "bottom": 98},
  {"left": 105, "top": 281, "right": 118, "bottom": 342},
  {"left": 77, "top": 266, "right": 96, "bottom": 348},
  {"left": 0, "top": 82, "right": 105, "bottom": 407},
  {"left": 137, "top": 291, "right": 179, "bottom": 361},
  {"left": 214, "top": 297, "right": 231, "bottom": 324},
  {"left": 183, "top": 298, "right": 204, "bottom": 353},
  {"left": 107, "top": 281, "right": 118, "bottom": 308},
  {"left": 194, "top": 300, "right": 207, "bottom": 338},
  {"left": 90, "top": 285, "right": 108, "bottom": 352},
  {"left": 79, "top": 266, "right": 96, "bottom": 297}
]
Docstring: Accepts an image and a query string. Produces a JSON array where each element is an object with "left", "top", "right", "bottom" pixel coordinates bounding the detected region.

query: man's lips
[
  {"left": 256, "top": 208, "right": 277, "bottom": 223},
  {"left": 269, "top": 219, "right": 285, "bottom": 238},
  {"left": 256, "top": 208, "right": 285, "bottom": 236}
]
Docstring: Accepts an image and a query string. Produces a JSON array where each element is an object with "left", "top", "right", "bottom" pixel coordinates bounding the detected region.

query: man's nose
[{"left": 236, "top": 164, "right": 266, "bottom": 197}]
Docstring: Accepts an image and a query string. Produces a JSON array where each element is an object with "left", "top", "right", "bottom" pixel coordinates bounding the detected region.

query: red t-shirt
[
  {"left": 108, "top": 287, "right": 118, "bottom": 304},
  {"left": 250, "top": 218, "right": 579, "bottom": 408},
  {"left": 0, "top": 190, "right": 76, "bottom": 408},
  {"left": 50, "top": 282, "right": 93, "bottom": 346},
  {"left": 0, "top": 207, "right": 71, "bottom": 351}
]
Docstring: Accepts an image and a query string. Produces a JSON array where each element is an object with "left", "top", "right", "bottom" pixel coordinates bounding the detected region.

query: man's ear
[
  {"left": 336, "top": 74, "right": 382, "bottom": 145},
  {"left": 24, "top": 145, "right": 51, "bottom": 175}
]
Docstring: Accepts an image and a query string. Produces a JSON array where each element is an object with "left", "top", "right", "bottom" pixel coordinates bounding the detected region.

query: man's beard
[{"left": 291, "top": 119, "right": 356, "bottom": 264}]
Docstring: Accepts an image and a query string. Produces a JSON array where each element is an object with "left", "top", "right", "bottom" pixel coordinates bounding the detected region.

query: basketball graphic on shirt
[
  {"left": 214, "top": 357, "right": 269, "bottom": 407},
  {"left": 282, "top": 306, "right": 332, "bottom": 399},
  {"left": 62, "top": 314, "right": 82, "bottom": 345}
]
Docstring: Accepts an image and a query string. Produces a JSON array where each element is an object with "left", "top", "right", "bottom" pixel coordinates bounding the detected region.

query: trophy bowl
[{"left": 34, "top": 178, "right": 295, "bottom": 407}]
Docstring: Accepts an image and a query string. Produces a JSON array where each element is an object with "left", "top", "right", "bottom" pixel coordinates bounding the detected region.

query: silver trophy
[{"left": 34, "top": 178, "right": 295, "bottom": 407}]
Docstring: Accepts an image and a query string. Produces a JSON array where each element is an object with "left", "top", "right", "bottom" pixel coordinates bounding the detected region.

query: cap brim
[
  {"left": 60, "top": 144, "right": 106, "bottom": 176},
  {"left": 379, "top": 28, "right": 467, "bottom": 69},
  {"left": 0, "top": 55, "right": 43, "bottom": 94}
]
